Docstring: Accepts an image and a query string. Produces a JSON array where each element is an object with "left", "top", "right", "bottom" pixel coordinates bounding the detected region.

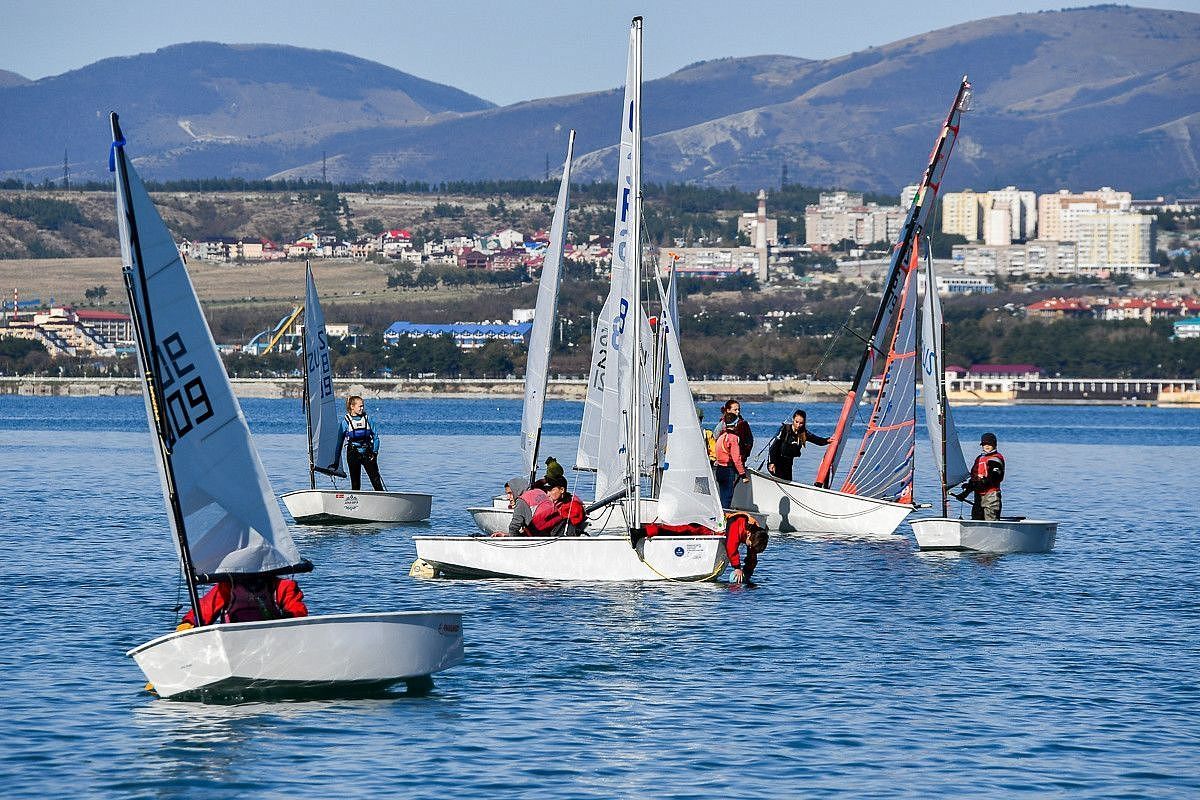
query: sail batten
[{"left": 112, "top": 116, "right": 306, "bottom": 580}]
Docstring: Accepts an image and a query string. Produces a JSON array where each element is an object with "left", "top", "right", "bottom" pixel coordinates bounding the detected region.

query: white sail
[
  {"left": 655, "top": 314, "right": 725, "bottom": 530},
  {"left": 304, "top": 264, "right": 343, "bottom": 478},
  {"left": 588, "top": 20, "right": 642, "bottom": 499},
  {"left": 920, "top": 253, "right": 970, "bottom": 487},
  {"left": 113, "top": 122, "right": 305, "bottom": 578},
  {"left": 520, "top": 131, "right": 575, "bottom": 480},
  {"left": 652, "top": 262, "right": 678, "bottom": 469}
]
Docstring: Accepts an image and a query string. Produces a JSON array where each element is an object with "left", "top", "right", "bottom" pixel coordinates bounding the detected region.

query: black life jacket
[
  {"left": 345, "top": 413, "right": 373, "bottom": 453},
  {"left": 216, "top": 577, "right": 283, "bottom": 624}
]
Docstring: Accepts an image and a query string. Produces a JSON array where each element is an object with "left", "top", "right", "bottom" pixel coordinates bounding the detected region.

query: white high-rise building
[
  {"left": 984, "top": 207, "right": 1012, "bottom": 246},
  {"left": 1037, "top": 187, "right": 1132, "bottom": 242},
  {"left": 942, "top": 190, "right": 982, "bottom": 241},
  {"left": 805, "top": 193, "right": 904, "bottom": 247},
  {"left": 1074, "top": 212, "right": 1153, "bottom": 268},
  {"left": 987, "top": 186, "right": 1037, "bottom": 241},
  {"left": 943, "top": 186, "right": 1037, "bottom": 243}
]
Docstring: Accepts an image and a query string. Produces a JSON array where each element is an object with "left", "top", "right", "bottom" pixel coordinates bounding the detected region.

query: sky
[{"left": 3, "top": 0, "right": 1199, "bottom": 105}]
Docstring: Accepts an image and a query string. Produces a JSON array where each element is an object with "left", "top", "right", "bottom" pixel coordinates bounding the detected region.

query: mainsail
[
  {"left": 839, "top": 247, "right": 919, "bottom": 502},
  {"left": 920, "top": 245, "right": 970, "bottom": 492},
  {"left": 815, "top": 76, "right": 972, "bottom": 489},
  {"left": 520, "top": 131, "right": 575, "bottom": 482},
  {"left": 654, "top": 310, "right": 725, "bottom": 530},
  {"left": 111, "top": 114, "right": 307, "bottom": 584},
  {"left": 303, "top": 263, "right": 344, "bottom": 481}
]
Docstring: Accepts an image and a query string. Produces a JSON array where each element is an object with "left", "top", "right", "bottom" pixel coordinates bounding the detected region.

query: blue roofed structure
[{"left": 384, "top": 321, "right": 533, "bottom": 350}]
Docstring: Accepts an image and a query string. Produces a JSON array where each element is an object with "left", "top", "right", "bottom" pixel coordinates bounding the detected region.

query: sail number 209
[{"left": 157, "top": 332, "right": 214, "bottom": 443}]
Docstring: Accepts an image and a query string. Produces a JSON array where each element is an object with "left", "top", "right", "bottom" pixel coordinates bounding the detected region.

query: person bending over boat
[
  {"left": 179, "top": 575, "right": 308, "bottom": 627},
  {"left": 527, "top": 476, "right": 586, "bottom": 536},
  {"left": 713, "top": 417, "right": 749, "bottom": 509},
  {"left": 493, "top": 478, "right": 548, "bottom": 536},
  {"left": 767, "top": 409, "right": 830, "bottom": 482},
  {"left": 337, "top": 395, "right": 384, "bottom": 491},
  {"left": 726, "top": 512, "right": 769, "bottom": 584},
  {"left": 954, "top": 432, "right": 1005, "bottom": 520}
]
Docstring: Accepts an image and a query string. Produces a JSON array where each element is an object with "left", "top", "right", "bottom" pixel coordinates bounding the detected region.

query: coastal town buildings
[{"left": 804, "top": 192, "right": 904, "bottom": 248}]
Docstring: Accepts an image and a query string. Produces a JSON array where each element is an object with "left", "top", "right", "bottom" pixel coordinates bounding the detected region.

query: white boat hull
[
  {"left": 911, "top": 517, "right": 1057, "bottom": 553},
  {"left": 282, "top": 489, "right": 432, "bottom": 524},
  {"left": 732, "top": 469, "right": 912, "bottom": 537},
  {"left": 129, "top": 611, "right": 463, "bottom": 700},
  {"left": 414, "top": 534, "right": 728, "bottom": 581}
]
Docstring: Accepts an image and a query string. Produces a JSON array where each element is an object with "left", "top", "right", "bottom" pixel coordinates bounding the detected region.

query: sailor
[
  {"left": 494, "top": 478, "right": 549, "bottom": 536},
  {"left": 338, "top": 395, "right": 384, "bottom": 491},
  {"left": 697, "top": 406, "right": 717, "bottom": 465},
  {"left": 726, "top": 513, "right": 769, "bottom": 584},
  {"left": 713, "top": 399, "right": 754, "bottom": 462},
  {"left": 179, "top": 575, "right": 308, "bottom": 628},
  {"left": 767, "top": 409, "right": 831, "bottom": 482},
  {"left": 955, "top": 432, "right": 1005, "bottom": 520},
  {"left": 713, "top": 412, "right": 749, "bottom": 509},
  {"left": 528, "top": 476, "right": 586, "bottom": 536},
  {"left": 543, "top": 456, "right": 564, "bottom": 482}
]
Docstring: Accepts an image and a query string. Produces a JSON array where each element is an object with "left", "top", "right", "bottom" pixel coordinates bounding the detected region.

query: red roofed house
[
  {"left": 1101, "top": 297, "right": 1153, "bottom": 323},
  {"left": 74, "top": 308, "right": 134, "bottom": 346},
  {"left": 1026, "top": 297, "right": 1094, "bottom": 319},
  {"left": 381, "top": 229, "right": 414, "bottom": 257},
  {"left": 458, "top": 250, "right": 491, "bottom": 269}
]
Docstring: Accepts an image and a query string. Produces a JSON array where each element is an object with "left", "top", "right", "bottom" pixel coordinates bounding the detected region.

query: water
[{"left": 2, "top": 396, "right": 1198, "bottom": 798}]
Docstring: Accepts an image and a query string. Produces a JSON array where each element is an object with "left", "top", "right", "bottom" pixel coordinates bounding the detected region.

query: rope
[{"left": 634, "top": 537, "right": 729, "bottom": 582}]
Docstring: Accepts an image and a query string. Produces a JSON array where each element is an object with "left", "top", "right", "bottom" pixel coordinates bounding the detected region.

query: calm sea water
[{"left": 2, "top": 396, "right": 1198, "bottom": 798}]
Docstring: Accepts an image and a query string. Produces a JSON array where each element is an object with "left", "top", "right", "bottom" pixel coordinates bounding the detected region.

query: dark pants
[
  {"left": 715, "top": 464, "right": 739, "bottom": 509},
  {"left": 972, "top": 491, "right": 1001, "bottom": 521},
  {"left": 348, "top": 449, "right": 384, "bottom": 491},
  {"left": 771, "top": 458, "right": 795, "bottom": 483}
]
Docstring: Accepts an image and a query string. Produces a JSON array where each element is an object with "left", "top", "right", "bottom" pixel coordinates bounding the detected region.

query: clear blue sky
[{"left": 3, "top": 0, "right": 1199, "bottom": 105}]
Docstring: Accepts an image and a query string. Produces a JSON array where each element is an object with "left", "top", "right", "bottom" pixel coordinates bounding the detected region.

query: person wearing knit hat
[{"left": 954, "top": 432, "right": 1005, "bottom": 520}]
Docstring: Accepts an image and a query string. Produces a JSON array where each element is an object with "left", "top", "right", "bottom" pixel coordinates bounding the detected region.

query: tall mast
[
  {"left": 111, "top": 113, "right": 203, "bottom": 624},
  {"left": 628, "top": 15, "right": 644, "bottom": 532},
  {"left": 815, "top": 76, "right": 972, "bottom": 489},
  {"left": 301, "top": 265, "right": 316, "bottom": 490}
]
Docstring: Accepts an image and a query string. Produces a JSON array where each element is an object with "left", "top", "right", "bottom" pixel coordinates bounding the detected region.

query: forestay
[
  {"left": 520, "top": 131, "right": 575, "bottom": 480},
  {"left": 113, "top": 127, "right": 306, "bottom": 578},
  {"left": 654, "top": 312, "right": 725, "bottom": 530},
  {"left": 920, "top": 249, "right": 970, "bottom": 487},
  {"left": 840, "top": 247, "right": 919, "bottom": 502},
  {"left": 304, "top": 264, "right": 343, "bottom": 478}
]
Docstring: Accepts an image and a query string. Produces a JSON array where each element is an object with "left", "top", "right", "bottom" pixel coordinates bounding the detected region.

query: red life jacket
[
  {"left": 971, "top": 451, "right": 1005, "bottom": 495},
  {"left": 217, "top": 577, "right": 285, "bottom": 623},
  {"left": 530, "top": 494, "right": 584, "bottom": 534}
]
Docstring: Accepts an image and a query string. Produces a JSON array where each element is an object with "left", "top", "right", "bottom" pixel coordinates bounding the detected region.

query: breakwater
[{"left": 0, "top": 376, "right": 850, "bottom": 402}]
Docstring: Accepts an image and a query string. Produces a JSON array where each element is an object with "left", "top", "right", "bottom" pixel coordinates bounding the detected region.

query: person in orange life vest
[
  {"left": 726, "top": 513, "right": 769, "bottom": 584},
  {"left": 713, "top": 413, "right": 748, "bottom": 509},
  {"left": 713, "top": 399, "right": 754, "bottom": 461},
  {"left": 528, "top": 475, "right": 586, "bottom": 536},
  {"left": 492, "top": 478, "right": 548, "bottom": 536},
  {"left": 954, "top": 431, "right": 1005, "bottom": 521},
  {"left": 179, "top": 574, "right": 308, "bottom": 628},
  {"left": 337, "top": 395, "right": 384, "bottom": 491},
  {"left": 767, "top": 409, "right": 831, "bottom": 482},
  {"left": 697, "top": 406, "right": 717, "bottom": 465}
]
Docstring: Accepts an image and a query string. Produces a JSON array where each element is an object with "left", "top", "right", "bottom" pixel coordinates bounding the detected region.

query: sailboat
[
  {"left": 910, "top": 245, "right": 1057, "bottom": 553},
  {"left": 732, "top": 77, "right": 973, "bottom": 539},
  {"left": 281, "top": 264, "right": 432, "bottom": 524},
  {"left": 415, "top": 17, "right": 729, "bottom": 581},
  {"left": 110, "top": 114, "right": 462, "bottom": 699}
]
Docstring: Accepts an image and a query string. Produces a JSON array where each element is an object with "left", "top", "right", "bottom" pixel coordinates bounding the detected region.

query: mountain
[
  {"left": 0, "top": 69, "right": 30, "bottom": 87},
  {"left": 2, "top": 6, "right": 1198, "bottom": 195}
]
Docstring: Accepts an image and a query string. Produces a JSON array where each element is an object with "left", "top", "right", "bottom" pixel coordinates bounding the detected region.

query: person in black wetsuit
[{"left": 767, "top": 409, "right": 830, "bottom": 483}]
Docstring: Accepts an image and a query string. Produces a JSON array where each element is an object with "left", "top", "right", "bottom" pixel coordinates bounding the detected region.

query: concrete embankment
[{"left": 0, "top": 376, "right": 850, "bottom": 402}]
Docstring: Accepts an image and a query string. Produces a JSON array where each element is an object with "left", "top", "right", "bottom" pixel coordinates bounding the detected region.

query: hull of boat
[
  {"left": 732, "top": 469, "right": 912, "bottom": 537},
  {"left": 468, "top": 496, "right": 762, "bottom": 535},
  {"left": 129, "top": 611, "right": 463, "bottom": 701},
  {"left": 911, "top": 518, "right": 1057, "bottom": 553},
  {"left": 414, "top": 534, "right": 728, "bottom": 581},
  {"left": 282, "top": 489, "right": 432, "bottom": 524}
]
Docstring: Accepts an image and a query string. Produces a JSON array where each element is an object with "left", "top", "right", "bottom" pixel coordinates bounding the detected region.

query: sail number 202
[{"left": 157, "top": 331, "right": 214, "bottom": 443}]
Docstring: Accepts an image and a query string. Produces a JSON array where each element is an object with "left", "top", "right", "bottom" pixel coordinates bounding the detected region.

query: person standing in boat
[
  {"left": 767, "top": 409, "right": 831, "bottom": 482},
  {"left": 179, "top": 575, "right": 308, "bottom": 628},
  {"left": 714, "top": 399, "right": 754, "bottom": 462},
  {"left": 955, "top": 432, "right": 1005, "bottom": 520},
  {"left": 713, "top": 418, "right": 748, "bottom": 509},
  {"left": 338, "top": 395, "right": 384, "bottom": 491}
]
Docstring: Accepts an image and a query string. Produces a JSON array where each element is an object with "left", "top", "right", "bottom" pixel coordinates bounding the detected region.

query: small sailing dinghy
[
  {"left": 910, "top": 237, "right": 1057, "bottom": 554},
  {"left": 419, "top": 18, "right": 728, "bottom": 581},
  {"left": 733, "top": 77, "right": 974, "bottom": 539},
  {"left": 281, "top": 264, "right": 431, "bottom": 524},
  {"left": 110, "top": 114, "right": 461, "bottom": 699}
]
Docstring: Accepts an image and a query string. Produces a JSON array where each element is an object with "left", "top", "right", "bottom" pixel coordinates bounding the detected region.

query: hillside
[{"left": 1, "top": 6, "right": 1197, "bottom": 194}]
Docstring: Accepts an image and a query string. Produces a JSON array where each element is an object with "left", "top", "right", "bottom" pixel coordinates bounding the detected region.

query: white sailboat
[
  {"left": 733, "top": 77, "right": 974, "bottom": 539},
  {"left": 910, "top": 242, "right": 1057, "bottom": 553},
  {"left": 110, "top": 114, "right": 462, "bottom": 699},
  {"left": 417, "top": 17, "right": 729, "bottom": 581},
  {"left": 281, "top": 264, "right": 431, "bottom": 524}
]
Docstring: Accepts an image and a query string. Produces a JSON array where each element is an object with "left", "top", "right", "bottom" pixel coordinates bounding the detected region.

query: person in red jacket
[
  {"left": 954, "top": 432, "right": 1005, "bottom": 520},
  {"left": 180, "top": 574, "right": 308, "bottom": 627},
  {"left": 726, "top": 513, "right": 769, "bottom": 584},
  {"left": 528, "top": 476, "right": 586, "bottom": 536}
]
